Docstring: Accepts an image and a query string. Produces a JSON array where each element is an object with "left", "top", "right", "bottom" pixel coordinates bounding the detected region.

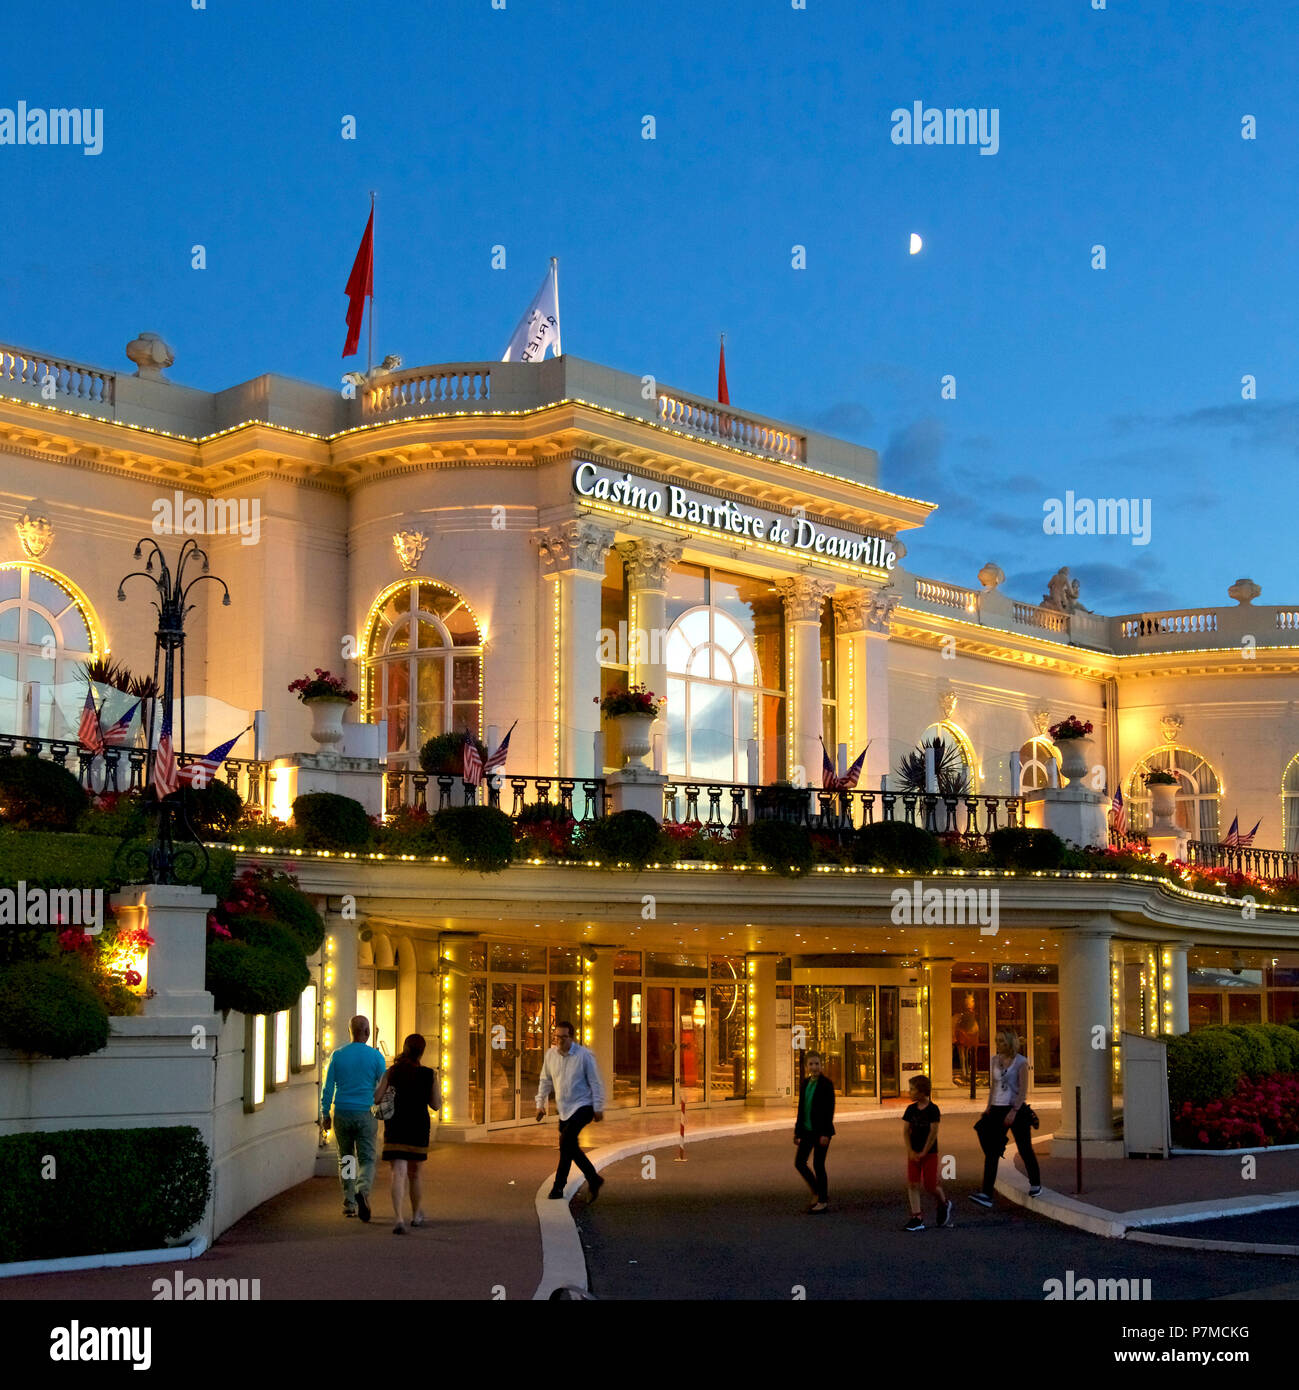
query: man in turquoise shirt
[{"left": 320, "top": 1015, "right": 388, "bottom": 1221}]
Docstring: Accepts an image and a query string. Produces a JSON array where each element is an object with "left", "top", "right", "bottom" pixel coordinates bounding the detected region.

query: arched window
[
  {"left": 0, "top": 563, "right": 99, "bottom": 738},
  {"left": 1283, "top": 754, "right": 1299, "bottom": 852},
  {"left": 917, "top": 720, "right": 977, "bottom": 792},
  {"left": 1018, "top": 736, "right": 1061, "bottom": 793},
  {"left": 666, "top": 605, "right": 759, "bottom": 782},
  {"left": 363, "top": 580, "right": 482, "bottom": 767},
  {"left": 1126, "top": 746, "right": 1221, "bottom": 839}
]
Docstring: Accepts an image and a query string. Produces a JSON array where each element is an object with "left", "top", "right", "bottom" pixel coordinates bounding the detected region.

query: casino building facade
[{"left": 3, "top": 337, "right": 1299, "bottom": 1150}]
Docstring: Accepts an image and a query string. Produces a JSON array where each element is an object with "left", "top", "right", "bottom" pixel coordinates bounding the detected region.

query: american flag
[
  {"left": 152, "top": 707, "right": 179, "bottom": 799},
  {"left": 1222, "top": 815, "right": 1240, "bottom": 848},
  {"left": 100, "top": 700, "right": 140, "bottom": 747},
  {"left": 1110, "top": 786, "right": 1127, "bottom": 838},
  {"left": 484, "top": 720, "right": 516, "bottom": 775},
  {"left": 820, "top": 738, "right": 839, "bottom": 789},
  {"left": 840, "top": 744, "right": 869, "bottom": 790},
  {"left": 821, "top": 738, "right": 869, "bottom": 791},
  {"left": 177, "top": 730, "right": 244, "bottom": 788},
  {"left": 1238, "top": 819, "right": 1261, "bottom": 848},
  {"left": 78, "top": 685, "right": 104, "bottom": 755},
  {"left": 462, "top": 729, "right": 484, "bottom": 787}
]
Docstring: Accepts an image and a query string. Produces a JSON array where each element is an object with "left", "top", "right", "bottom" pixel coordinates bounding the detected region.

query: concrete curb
[
  {"left": 0, "top": 1235, "right": 208, "bottom": 1280},
  {"left": 529, "top": 1105, "right": 966, "bottom": 1299},
  {"left": 994, "top": 1136, "right": 1299, "bottom": 1255}
]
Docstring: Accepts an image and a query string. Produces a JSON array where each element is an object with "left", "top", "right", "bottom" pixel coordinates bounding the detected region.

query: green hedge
[
  {"left": 0, "top": 1126, "right": 210, "bottom": 1263},
  {"left": 293, "top": 792, "right": 371, "bottom": 850},
  {"left": 183, "top": 779, "right": 244, "bottom": 837},
  {"left": 986, "top": 827, "right": 1065, "bottom": 870},
  {"left": 0, "top": 756, "right": 89, "bottom": 831},
  {"left": 747, "top": 819, "right": 814, "bottom": 878},
  {"left": 1167, "top": 1022, "right": 1299, "bottom": 1108},
  {"left": 0, "top": 959, "right": 110, "bottom": 1058},
  {"left": 433, "top": 804, "right": 515, "bottom": 872},
  {"left": 851, "top": 820, "right": 941, "bottom": 871},
  {"left": 577, "top": 809, "right": 662, "bottom": 870}
]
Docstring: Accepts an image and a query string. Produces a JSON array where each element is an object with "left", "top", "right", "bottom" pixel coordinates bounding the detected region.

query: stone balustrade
[{"left": 0, "top": 343, "right": 115, "bottom": 409}]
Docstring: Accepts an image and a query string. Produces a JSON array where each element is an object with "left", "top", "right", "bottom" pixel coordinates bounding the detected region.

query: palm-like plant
[
  {"left": 128, "top": 673, "right": 159, "bottom": 700},
  {"left": 894, "top": 737, "right": 970, "bottom": 796},
  {"left": 80, "top": 658, "right": 132, "bottom": 692}
]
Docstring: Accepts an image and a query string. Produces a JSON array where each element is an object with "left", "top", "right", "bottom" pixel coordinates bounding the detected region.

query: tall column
[
  {"left": 536, "top": 520, "right": 616, "bottom": 777},
  {"left": 776, "top": 576, "right": 835, "bottom": 787},
  {"left": 616, "top": 538, "right": 683, "bottom": 766},
  {"left": 413, "top": 939, "right": 441, "bottom": 1039},
  {"left": 1162, "top": 943, "right": 1190, "bottom": 1036},
  {"left": 1054, "top": 926, "right": 1120, "bottom": 1155},
  {"left": 436, "top": 934, "right": 480, "bottom": 1137},
  {"left": 321, "top": 907, "right": 360, "bottom": 1064},
  {"left": 745, "top": 952, "right": 781, "bottom": 1105},
  {"left": 926, "top": 963, "right": 955, "bottom": 1094},
  {"left": 583, "top": 945, "right": 616, "bottom": 1101},
  {"left": 834, "top": 585, "right": 898, "bottom": 783}
]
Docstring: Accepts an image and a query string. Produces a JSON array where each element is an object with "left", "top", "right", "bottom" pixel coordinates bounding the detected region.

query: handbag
[{"left": 374, "top": 1083, "right": 396, "bottom": 1121}]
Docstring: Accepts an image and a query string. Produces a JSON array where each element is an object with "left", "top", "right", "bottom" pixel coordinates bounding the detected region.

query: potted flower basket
[
  {"left": 597, "top": 685, "right": 663, "bottom": 768},
  {"left": 1048, "top": 715, "right": 1094, "bottom": 783},
  {"left": 1144, "top": 769, "right": 1179, "bottom": 825},
  {"left": 288, "top": 668, "right": 359, "bottom": 747}
]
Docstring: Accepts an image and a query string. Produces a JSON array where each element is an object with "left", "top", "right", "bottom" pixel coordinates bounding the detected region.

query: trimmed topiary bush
[
  {"left": 0, "top": 1126, "right": 210, "bottom": 1262},
  {"left": 292, "top": 792, "right": 371, "bottom": 850},
  {"left": 206, "top": 936, "right": 311, "bottom": 1016},
  {"left": 1223, "top": 1024, "right": 1277, "bottom": 1079},
  {"left": 0, "top": 755, "right": 90, "bottom": 831},
  {"left": 1166, "top": 1029, "right": 1247, "bottom": 1108},
  {"left": 747, "top": 818, "right": 815, "bottom": 877},
  {"left": 256, "top": 875, "right": 325, "bottom": 954},
  {"left": 418, "top": 731, "right": 487, "bottom": 777},
  {"left": 183, "top": 778, "right": 243, "bottom": 838},
  {"left": 78, "top": 791, "right": 149, "bottom": 839},
  {"left": 986, "top": 827, "right": 1066, "bottom": 870},
  {"left": 851, "top": 820, "right": 942, "bottom": 871},
  {"left": 0, "top": 958, "right": 110, "bottom": 1058},
  {"left": 431, "top": 804, "right": 515, "bottom": 872},
  {"left": 1259, "top": 1023, "right": 1299, "bottom": 1074},
  {"left": 578, "top": 809, "right": 662, "bottom": 870}
]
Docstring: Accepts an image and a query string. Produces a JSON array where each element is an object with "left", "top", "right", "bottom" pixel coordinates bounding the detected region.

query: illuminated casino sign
[{"left": 572, "top": 461, "right": 897, "bottom": 571}]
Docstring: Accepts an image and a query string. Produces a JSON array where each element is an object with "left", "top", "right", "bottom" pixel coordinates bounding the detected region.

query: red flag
[
  {"left": 717, "top": 335, "right": 729, "bottom": 404},
  {"left": 343, "top": 208, "right": 374, "bottom": 358}
]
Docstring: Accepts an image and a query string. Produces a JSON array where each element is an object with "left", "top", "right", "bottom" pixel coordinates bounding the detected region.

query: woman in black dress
[{"left": 373, "top": 1033, "right": 439, "bottom": 1234}]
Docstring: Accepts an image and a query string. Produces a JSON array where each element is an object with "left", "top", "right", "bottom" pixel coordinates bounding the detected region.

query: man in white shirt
[{"left": 535, "top": 1020, "right": 606, "bottom": 1201}]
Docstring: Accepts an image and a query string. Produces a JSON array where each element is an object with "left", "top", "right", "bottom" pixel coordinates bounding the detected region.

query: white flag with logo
[{"left": 501, "top": 261, "right": 561, "bottom": 362}]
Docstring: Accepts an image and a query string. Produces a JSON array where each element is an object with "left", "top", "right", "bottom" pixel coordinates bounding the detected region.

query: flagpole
[
  {"left": 550, "top": 256, "right": 560, "bottom": 357},
  {"left": 368, "top": 191, "right": 376, "bottom": 378}
]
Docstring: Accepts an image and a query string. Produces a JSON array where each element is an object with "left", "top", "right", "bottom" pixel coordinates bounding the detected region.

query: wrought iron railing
[
  {"left": 663, "top": 780, "right": 1023, "bottom": 838},
  {"left": 0, "top": 734, "right": 270, "bottom": 811},
  {"left": 383, "top": 768, "right": 607, "bottom": 822},
  {"left": 1187, "top": 840, "right": 1299, "bottom": 880}
]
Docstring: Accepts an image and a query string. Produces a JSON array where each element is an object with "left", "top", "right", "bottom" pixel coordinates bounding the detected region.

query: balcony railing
[
  {"left": 383, "top": 768, "right": 607, "bottom": 822},
  {"left": 0, "top": 343, "right": 115, "bottom": 411},
  {"left": 663, "top": 780, "right": 1024, "bottom": 839},
  {"left": 1187, "top": 840, "right": 1299, "bottom": 880}
]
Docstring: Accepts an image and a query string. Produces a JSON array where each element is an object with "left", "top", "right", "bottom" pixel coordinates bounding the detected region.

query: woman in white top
[{"left": 970, "top": 1029, "right": 1041, "bottom": 1208}]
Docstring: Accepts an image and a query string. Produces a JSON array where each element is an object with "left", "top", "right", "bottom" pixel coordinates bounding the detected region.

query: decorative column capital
[
  {"left": 834, "top": 583, "right": 899, "bottom": 634},
  {"left": 615, "top": 538, "right": 684, "bottom": 590},
  {"left": 775, "top": 575, "right": 835, "bottom": 623},
  {"left": 533, "top": 519, "right": 616, "bottom": 577}
]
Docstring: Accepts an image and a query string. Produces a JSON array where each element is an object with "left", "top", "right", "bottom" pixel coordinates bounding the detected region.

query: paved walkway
[{"left": 4, "top": 1101, "right": 1297, "bottom": 1299}]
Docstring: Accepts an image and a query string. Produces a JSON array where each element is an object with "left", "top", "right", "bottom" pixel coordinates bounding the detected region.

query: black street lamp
[{"left": 115, "top": 538, "right": 231, "bottom": 885}]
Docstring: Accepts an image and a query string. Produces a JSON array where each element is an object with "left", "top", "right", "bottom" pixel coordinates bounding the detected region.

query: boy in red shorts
[{"left": 903, "top": 1074, "right": 952, "bottom": 1231}]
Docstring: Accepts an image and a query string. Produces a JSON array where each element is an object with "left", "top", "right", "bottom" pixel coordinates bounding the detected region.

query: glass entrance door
[
  {"left": 646, "top": 985, "right": 675, "bottom": 1105},
  {"left": 879, "top": 986, "right": 900, "bottom": 1098},
  {"left": 679, "top": 986, "right": 707, "bottom": 1106},
  {"left": 488, "top": 981, "right": 545, "bottom": 1126},
  {"left": 645, "top": 984, "right": 708, "bottom": 1107}
]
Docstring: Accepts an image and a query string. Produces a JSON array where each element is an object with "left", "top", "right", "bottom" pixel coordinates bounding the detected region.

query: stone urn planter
[
  {"left": 1149, "top": 780, "right": 1178, "bottom": 826},
  {"left": 304, "top": 696, "right": 349, "bottom": 748},
  {"left": 1057, "top": 736, "right": 1092, "bottom": 784},
  {"left": 613, "top": 711, "right": 655, "bottom": 768}
]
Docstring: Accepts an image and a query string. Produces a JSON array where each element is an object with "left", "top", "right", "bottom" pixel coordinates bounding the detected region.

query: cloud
[
  {"left": 808, "top": 401, "right": 875, "bottom": 437},
  {"left": 1110, "top": 399, "right": 1299, "bottom": 457},
  {"left": 882, "top": 417, "right": 947, "bottom": 489}
]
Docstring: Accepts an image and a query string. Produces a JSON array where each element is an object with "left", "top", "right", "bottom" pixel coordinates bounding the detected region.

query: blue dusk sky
[{"left": 0, "top": 0, "right": 1295, "bottom": 614}]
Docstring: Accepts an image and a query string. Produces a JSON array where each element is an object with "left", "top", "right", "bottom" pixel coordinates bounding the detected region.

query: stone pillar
[
  {"left": 583, "top": 946, "right": 616, "bottom": 1102},
  {"left": 926, "top": 963, "right": 955, "bottom": 1094},
  {"left": 1054, "top": 927, "right": 1122, "bottom": 1156},
  {"left": 536, "top": 519, "right": 616, "bottom": 777},
  {"left": 112, "top": 884, "right": 217, "bottom": 1018},
  {"left": 1162, "top": 943, "right": 1190, "bottom": 1036},
  {"left": 436, "top": 935, "right": 480, "bottom": 1138},
  {"left": 616, "top": 538, "right": 684, "bottom": 765},
  {"left": 321, "top": 909, "right": 360, "bottom": 1063},
  {"left": 776, "top": 576, "right": 835, "bottom": 788},
  {"left": 834, "top": 586, "right": 897, "bottom": 786},
  {"left": 745, "top": 953, "right": 781, "bottom": 1105}
]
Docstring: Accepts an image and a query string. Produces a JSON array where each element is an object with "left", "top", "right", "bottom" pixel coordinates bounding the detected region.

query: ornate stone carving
[
  {"left": 978, "top": 562, "right": 1004, "bottom": 591},
  {"left": 125, "top": 332, "right": 174, "bottom": 380},
  {"left": 891, "top": 538, "right": 907, "bottom": 564},
  {"left": 837, "top": 583, "right": 900, "bottom": 634},
  {"left": 15, "top": 501, "right": 53, "bottom": 559},
  {"left": 1160, "top": 714, "right": 1183, "bottom": 744},
  {"left": 392, "top": 529, "right": 428, "bottom": 572},
  {"left": 615, "top": 538, "right": 684, "bottom": 590},
  {"left": 533, "top": 519, "right": 616, "bottom": 576},
  {"left": 938, "top": 686, "right": 957, "bottom": 722},
  {"left": 1228, "top": 577, "right": 1261, "bottom": 606},
  {"left": 1041, "top": 566, "right": 1091, "bottom": 614},
  {"left": 775, "top": 575, "right": 836, "bottom": 624},
  {"left": 1031, "top": 706, "right": 1052, "bottom": 736}
]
